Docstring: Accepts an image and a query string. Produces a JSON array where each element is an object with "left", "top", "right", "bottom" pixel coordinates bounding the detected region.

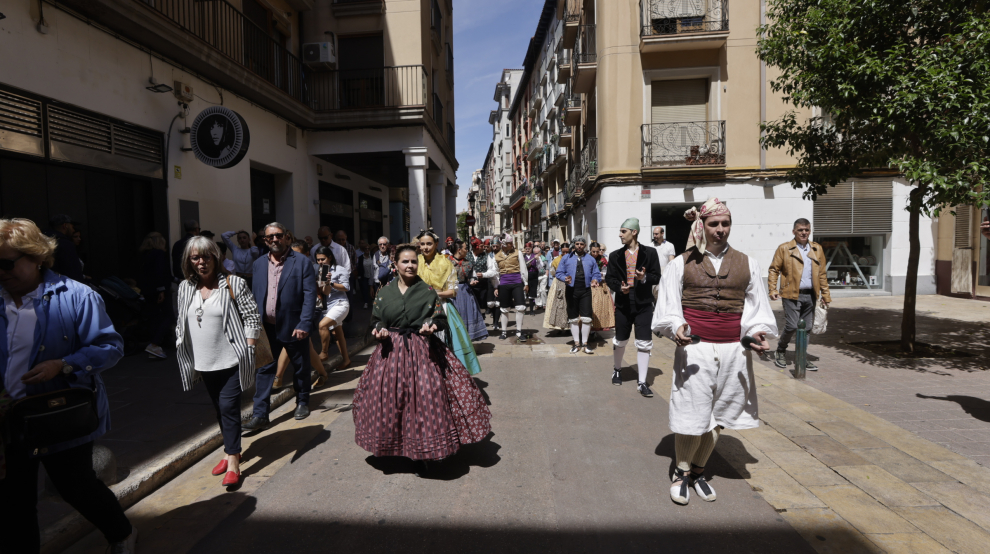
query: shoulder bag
[
  {"left": 225, "top": 276, "right": 274, "bottom": 368},
  {"left": 812, "top": 294, "right": 828, "bottom": 335},
  {"left": 6, "top": 386, "right": 99, "bottom": 450}
]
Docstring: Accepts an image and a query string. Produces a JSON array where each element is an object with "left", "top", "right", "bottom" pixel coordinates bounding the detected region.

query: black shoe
[
  {"left": 570, "top": 344, "right": 581, "bottom": 354},
  {"left": 242, "top": 416, "right": 270, "bottom": 432},
  {"left": 294, "top": 404, "right": 310, "bottom": 420},
  {"left": 516, "top": 332, "right": 525, "bottom": 342},
  {"left": 612, "top": 369, "right": 622, "bottom": 386},
  {"left": 805, "top": 361, "right": 819, "bottom": 371},
  {"left": 773, "top": 350, "right": 787, "bottom": 368},
  {"left": 638, "top": 382, "right": 654, "bottom": 397},
  {"left": 499, "top": 332, "right": 508, "bottom": 340}
]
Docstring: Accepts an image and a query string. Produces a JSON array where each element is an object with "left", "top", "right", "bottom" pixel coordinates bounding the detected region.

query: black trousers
[
  {"left": 615, "top": 303, "right": 654, "bottom": 341},
  {"left": 200, "top": 365, "right": 242, "bottom": 455},
  {"left": 0, "top": 441, "right": 131, "bottom": 553},
  {"left": 498, "top": 282, "right": 526, "bottom": 309},
  {"left": 778, "top": 292, "right": 816, "bottom": 351},
  {"left": 469, "top": 280, "right": 489, "bottom": 310},
  {"left": 252, "top": 323, "right": 311, "bottom": 418},
  {"left": 565, "top": 285, "right": 593, "bottom": 320},
  {"left": 527, "top": 272, "right": 539, "bottom": 300}
]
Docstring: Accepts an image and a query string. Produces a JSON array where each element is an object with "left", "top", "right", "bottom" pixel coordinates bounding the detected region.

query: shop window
[{"left": 820, "top": 236, "right": 884, "bottom": 290}]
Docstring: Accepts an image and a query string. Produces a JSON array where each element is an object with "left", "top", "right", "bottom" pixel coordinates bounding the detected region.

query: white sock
[
  {"left": 613, "top": 345, "right": 626, "bottom": 370},
  {"left": 637, "top": 351, "right": 650, "bottom": 383},
  {"left": 515, "top": 311, "right": 524, "bottom": 334},
  {"left": 500, "top": 313, "right": 508, "bottom": 331},
  {"left": 570, "top": 323, "right": 581, "bottom": 344},
  {"left": 581, "top": 324, "right": 591, "bottom": 346}
]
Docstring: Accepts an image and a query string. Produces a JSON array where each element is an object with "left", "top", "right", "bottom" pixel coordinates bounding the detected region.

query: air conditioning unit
[{"left": 302, "top": 41, "right": 336, "bottom": 69}]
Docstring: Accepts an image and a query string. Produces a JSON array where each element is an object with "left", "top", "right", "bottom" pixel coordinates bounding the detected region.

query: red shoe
[
  {"left": 222, "top": 471, "right": 241, "bottom": 487},
  {"left": 211, "top": 454, "right": 241, "bottom": 476}
]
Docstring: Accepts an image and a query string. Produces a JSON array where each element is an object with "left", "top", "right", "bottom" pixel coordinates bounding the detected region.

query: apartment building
[
  {"left": 479, "top": 68, "right": 523, "bottom": 239},
  {"left": 0, "top": 0, "right": 458, "bottom": 282},
  {"left": 496, "top": 0, "right": 936, "bottom": 295}
]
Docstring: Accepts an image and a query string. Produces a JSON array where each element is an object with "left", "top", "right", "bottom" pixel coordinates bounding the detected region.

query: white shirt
[
  {"left": 797, "top": 242, "right": 813, "bottom": 290},
  {"left": 3, "top": 284, "right": 43, "bottom": 399},
  {"left": 652, "top": 246, "right": 778, "bottom": 340},
  {"left": 655, "top": 240, "right": 676, "bottom": 271},
  {"left": 310, "top": 242, "right": 352, "bottom": 278},
  {"left": 221, "top": 231, "right": 261, "bottom": 274},
  {"left": 187, "top": 291, "right": 239, "bottom": 371}
]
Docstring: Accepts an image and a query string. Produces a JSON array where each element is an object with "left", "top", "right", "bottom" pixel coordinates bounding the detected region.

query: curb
[{"left": 40, "top": 329, "right": 372, "bottom": 554}]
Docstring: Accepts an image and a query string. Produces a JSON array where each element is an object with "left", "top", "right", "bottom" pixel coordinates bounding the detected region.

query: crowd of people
[{"left": 0, "top": 195, "right": 864, "bottom": 552}]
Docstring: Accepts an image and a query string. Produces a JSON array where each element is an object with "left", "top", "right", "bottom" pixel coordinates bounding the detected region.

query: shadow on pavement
[
  {"left": 474, "top": 378, "right": 492, "bottom": 406},
  {"left": 240, "top": 426, "right": 333, "bottom": 479},
  {"left": 916, "top": 393, "right": 990, "bottom": 422},
  {"left": 364, "top": 434, "right": 502, "bottom": 481},
  {"left": 655, "top": 433, "right": 756, "bottom": 480}
]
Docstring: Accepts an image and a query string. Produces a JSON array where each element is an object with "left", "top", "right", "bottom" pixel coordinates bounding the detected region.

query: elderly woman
[
  {"left": 0, "top": 219, "right": 135, "bottom": 553},
  {"left": 176, "top": 237, "right": 262, "bottom": 488}
]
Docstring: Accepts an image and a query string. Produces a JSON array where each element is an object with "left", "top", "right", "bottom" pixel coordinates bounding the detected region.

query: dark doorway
[
  {"left": 358, "top": 193, "right": 383, "bottom": 244},
  {"left": 337, "top": 35, "right": 385, "bottom": 108},
  {"left": 251, "top": 168, "right": 276, "bottom": 235},
  {"left": 651, "top": 203, "right": 696, "bottom": 256},
  {"left": 319, "top": 181, "right": 354, "bottom": 239}
]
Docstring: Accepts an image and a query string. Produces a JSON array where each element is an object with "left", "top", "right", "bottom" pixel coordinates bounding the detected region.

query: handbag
[
  {"left": 225, "top": 276, "right": 274, "bottom": 368},
  {"left": 811, "top": 294, "right": 828, "bottom": 335},
  {"left": 7, "top": 387, "right": 99, "bottom": 450}
]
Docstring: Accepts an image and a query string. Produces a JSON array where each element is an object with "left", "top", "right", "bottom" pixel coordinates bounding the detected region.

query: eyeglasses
[
  {"left": 318, "top": 235, "right": 331, "bottom": 241},
  {"left": 378, "top": 242, "right": 388, "bottom": 247},
  {"left": 0, "top": 254, "right": 24, "bottom": 271},
  {"left": 264, "top": 233, "right": 285, "bottom": 241}
]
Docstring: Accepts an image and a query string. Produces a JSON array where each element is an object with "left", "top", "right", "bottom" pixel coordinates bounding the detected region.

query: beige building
[
  {"left": 0, "top": 0, "right": 458, "bottom": 282},
  {"left": 488, "top": 0, "right": 937, "bottom": 296}
]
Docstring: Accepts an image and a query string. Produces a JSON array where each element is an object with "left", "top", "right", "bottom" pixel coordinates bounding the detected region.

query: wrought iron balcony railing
[
  {"left": 565, "top": 165, "right": 581, "bottom": 204},
  {"left": 307, "top": 65, "right": 427, "bottom": 110},
  {"left": 579, "top": 137, "right": 598, "bottom": 184},
  {"left": 641, "top": 0, "right": 729, "bottom": 37},
  {"left": 641, "top": 121, "right": 726, "bottom": 168},
  {"left": 509, "top": 183, "right": 528, "bottom": 207},
  {"left": 575, "top": 25, "right": 597, "bottom": 64}
]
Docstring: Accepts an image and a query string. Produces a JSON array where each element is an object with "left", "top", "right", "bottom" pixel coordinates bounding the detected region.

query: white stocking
[
  {"left": 637, "top": 351, "right": 650, "bottom": 383},
  {"left": 580, "top": 323, "right": 590, "bottom": 346},
  {"left": 515, "top": 311, "right": 525, "bottom": 334},
  {"left": 570, "top": 323, "right": 581, "bottom": 344},
  {"left": 613, "top": 344, "right": 626, "bottom": 370},
  {"left": 500, "top": 313, "right": 508, "bottom": 330}
]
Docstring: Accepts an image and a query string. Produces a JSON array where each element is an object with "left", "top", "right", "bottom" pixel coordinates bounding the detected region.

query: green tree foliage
[
  {"left": 757, "top": 0, "right": 990, "bottom": 350},
  {"left": 457, "top": 211, "right": 469, "bottom": 241}
]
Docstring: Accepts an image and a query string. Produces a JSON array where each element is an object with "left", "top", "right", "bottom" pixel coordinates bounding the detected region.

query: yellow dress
[{"left": 418, "top": 254, "right": 482, "bottom": 375}]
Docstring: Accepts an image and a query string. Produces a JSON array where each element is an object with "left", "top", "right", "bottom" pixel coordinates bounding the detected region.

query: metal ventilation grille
[
  {"left": 954, "top": 205, "right": 973, "bottom": 249},
  {"left": 0, "top": 90, "right": 43, "bottom": 137},
  {"left": 113, "top": 123, "right": 163, "bottom": 164},
  {"left": 48, "top": 106, "right": 112, "bottom": 153},
  {"left": 814, "top": 180, "right": 892, "bottom": 235}
]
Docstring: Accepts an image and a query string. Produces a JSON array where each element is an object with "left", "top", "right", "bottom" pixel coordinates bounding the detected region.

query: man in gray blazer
[{"left": 244, "top": 222, "right": 318, "bottom": 428}]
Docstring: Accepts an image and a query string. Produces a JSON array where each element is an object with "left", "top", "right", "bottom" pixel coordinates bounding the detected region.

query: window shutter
[
  {"left": 651, "top": 79, "right": 707, "bottom": 123},
  {"left": 954, "top": 206, "right": 973, "bottom": 249},
  {"left": 813, "top": 180, "right": 892, "bottom": 235}
]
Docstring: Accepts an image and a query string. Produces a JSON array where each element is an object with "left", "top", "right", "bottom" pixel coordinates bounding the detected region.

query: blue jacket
[
  {"left": 556, "top": 252, "right": 602, "bottom": 288},
  {"left": 0, "top": 271, "right": 124, "bottom": 455},
  {"left": 252, "top": 250, "right": 318, "bottom": 342}
]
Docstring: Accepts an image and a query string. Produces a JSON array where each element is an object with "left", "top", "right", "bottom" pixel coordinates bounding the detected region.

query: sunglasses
[
  {"left": 265, "top": 233, "right": 286, "bottom": 241},
  {"left": 0, "top": 254, "right": 24, "bottom": 271}
]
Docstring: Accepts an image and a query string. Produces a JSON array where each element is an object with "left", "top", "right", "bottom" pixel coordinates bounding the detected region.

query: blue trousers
[{"left": 252, "top": 323, "right": 311, "bottom": 418}]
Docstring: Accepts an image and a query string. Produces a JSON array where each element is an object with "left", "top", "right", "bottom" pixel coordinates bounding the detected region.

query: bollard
[{"left": 794, "top": 319, "right": 808, "bottom": 380}]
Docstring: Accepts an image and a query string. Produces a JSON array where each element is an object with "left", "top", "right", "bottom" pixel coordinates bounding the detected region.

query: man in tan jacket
[{"left": 767, "top": 218, "right": 831, "bottom": 370}]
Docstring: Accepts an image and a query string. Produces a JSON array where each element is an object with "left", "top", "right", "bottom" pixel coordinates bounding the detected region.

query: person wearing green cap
[{"left": 605, "top": 218, "right": 663, "bottom": 397}]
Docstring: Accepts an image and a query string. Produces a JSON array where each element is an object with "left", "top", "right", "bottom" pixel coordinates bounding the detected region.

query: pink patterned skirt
[{"left": 353, "top": 331, "right": 492, "bottom": 461}]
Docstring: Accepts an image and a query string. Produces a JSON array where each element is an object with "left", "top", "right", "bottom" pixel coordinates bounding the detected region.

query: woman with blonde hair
[
  {"left": 0, "top": 218, "right": 136, "bottom": 553},
  {"left": 138, "top": 231, "right": 172, "bottom": 359},
  {"left": 175, "top": 236, "right": 262, "bottom": 488}
]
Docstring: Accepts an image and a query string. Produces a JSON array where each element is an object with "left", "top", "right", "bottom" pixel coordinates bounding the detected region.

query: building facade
[
  {"left": 486, "top": 0, "right": 937, "bottom": 296},
  {"left": 0, "top": 0, "right": 458, "bottom": 283}
]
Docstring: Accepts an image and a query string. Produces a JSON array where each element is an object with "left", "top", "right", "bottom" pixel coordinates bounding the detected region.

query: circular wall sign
[{"left": 190, "top": 106, "right": 250, "bottom": 169}]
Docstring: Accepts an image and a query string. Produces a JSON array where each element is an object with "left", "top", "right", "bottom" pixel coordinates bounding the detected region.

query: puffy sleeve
[
  {"left": 742, "top": 257, "right": 778, "bottom": 339},
  {"left": 651, "top": 255, "right": 686, "bottom": 339}
]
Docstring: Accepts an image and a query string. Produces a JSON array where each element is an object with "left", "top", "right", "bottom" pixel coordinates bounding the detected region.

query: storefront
[{"left": 813, "top": 179, "right": 893, "bottom": 291}]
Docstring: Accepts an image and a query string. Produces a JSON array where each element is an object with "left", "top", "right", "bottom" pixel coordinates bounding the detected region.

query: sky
[{"left": 452, "top": 0, "right": 548, "bottom": 211}]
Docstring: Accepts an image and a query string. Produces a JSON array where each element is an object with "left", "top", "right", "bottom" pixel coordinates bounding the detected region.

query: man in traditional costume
[
  {"left": 605, "top": 218, "right": 662, "bottom": 397},
  {"left": 485, "top": 239, "right": 501, "bottom": 329},
  {"left": 494, "top": 234, "right": 529, "bottom": 341},
  {"left": 652, "top": 198, "right": 777, "bottom": 505},
  {"left": 555, "top": 236, "right": 602, "bottom": 354}
]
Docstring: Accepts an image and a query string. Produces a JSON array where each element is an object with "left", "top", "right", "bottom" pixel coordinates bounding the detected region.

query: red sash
[{"left": 683, "top": 308, "right": 742, "bottom": 344}]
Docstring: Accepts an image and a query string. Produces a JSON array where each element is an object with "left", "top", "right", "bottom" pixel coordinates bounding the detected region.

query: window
[{"left": 651, "top": 79, "right": 707, "bottom": 123}]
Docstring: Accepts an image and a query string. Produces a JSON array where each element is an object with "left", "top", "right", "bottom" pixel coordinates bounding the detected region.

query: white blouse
[
  {"left": 187, "top": 291, "right": 240, "bottom": 371},
  {"left": 652, "top": 247, "right": 778, "bottom": 340}
]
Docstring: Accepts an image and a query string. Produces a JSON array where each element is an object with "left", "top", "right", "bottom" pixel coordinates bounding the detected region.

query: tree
[
  {"left": 757, "top": 0, "right": 990, "bottom": 352},
  {"left": 457, "top": 211, "right": 469, "bottom": 241}
]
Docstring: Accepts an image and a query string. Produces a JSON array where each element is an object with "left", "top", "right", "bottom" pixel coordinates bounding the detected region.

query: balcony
[
  {"left": 510, "top": 183, "right": 529, "bottom": 210},
  {"left": 579, "top": 137, "right": 598, "bottom": 186},
  {"left": 565, "top": 165, "right": 581, "bottom": 206},
  {"left": 640, "top": 0, "right": 729, "bottom": 53},
  {"left": 556, "top": 47, "right": 573, "bottom": 84},
  {"left": 557, "top": 112, "right": 572, "bottom": 147},
  {"left": 641, "top": 121, "right": 726, "bottom": 170},
  {"left": 563, "top": 85, "right": 582, "bottom": 126},
  {"left": 560, "top": 0, "right": 581, "bottom": 45},
  {"left": 573, "top": 25, "right": 598, "bottom": 94},
  {"left": 332, "top": 0, "right": 385, "bottom": 17},
  {"left": 308, "top": 65, "right": 427, "bottom": 110},
  {"left": 526, "top": 136, "right": 544, "bottom": 161}
]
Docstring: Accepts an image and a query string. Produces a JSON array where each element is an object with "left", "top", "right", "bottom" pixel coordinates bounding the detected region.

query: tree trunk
[{"left": 900, "top": 185, "right": 925, "bottom": 352}]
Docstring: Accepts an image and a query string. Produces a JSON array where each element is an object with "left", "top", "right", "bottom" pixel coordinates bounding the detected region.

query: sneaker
[
  {"left": 583, "top": 346, "right": 594, "bottom": 355},
  {"left": 805, "top": 361, "right": 819, "bottom": 371},
  {"left": 773, "top": 350, "right": 787, "bottom": 368},
  {"left": 670, "top": 471, "right": 690, "bottom": 505},
  {"left": 569, "top": 344, "right": 581, "bottom": 354},
  {"left": 691, "top": 473, "right": 717, "bottom": 502},
  {"left": 145, "top": 344, "right": 166, "bottom": 359},
  {"left": 499, "top": 332, "right": 508, "bottom": 340},
  {"left": 110, "top": 528, "right": 138, "bottom": 554},
  {"left": 638, "top": 382, "right": 654, "bottom": 398},
  {"left": 612, "top": 369, "right": 622, "bottom": 386}
]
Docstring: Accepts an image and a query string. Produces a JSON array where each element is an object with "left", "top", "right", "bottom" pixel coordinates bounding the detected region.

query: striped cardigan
[{"left": 175, "top": 275, "right": 262, "bottom": 392}]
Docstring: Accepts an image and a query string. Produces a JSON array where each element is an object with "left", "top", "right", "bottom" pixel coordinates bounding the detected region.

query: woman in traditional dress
[
  {"left": 525, "top": 243, "right": 545, "bottom": 315},
  {"left": 543, "top": 242, "right": 571, "bottom": 332},
  {"left": 590, "top": 241, "right": 615, "bottom": 332},
  {"left": 353, "top": 244, "right": 492, "bottom": 468},
  {"left": 417, "top": 230, "right": 483, "bottom": 375},
  {"left": 450, "top": 239, "right": 489, "bottom": 342}
]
